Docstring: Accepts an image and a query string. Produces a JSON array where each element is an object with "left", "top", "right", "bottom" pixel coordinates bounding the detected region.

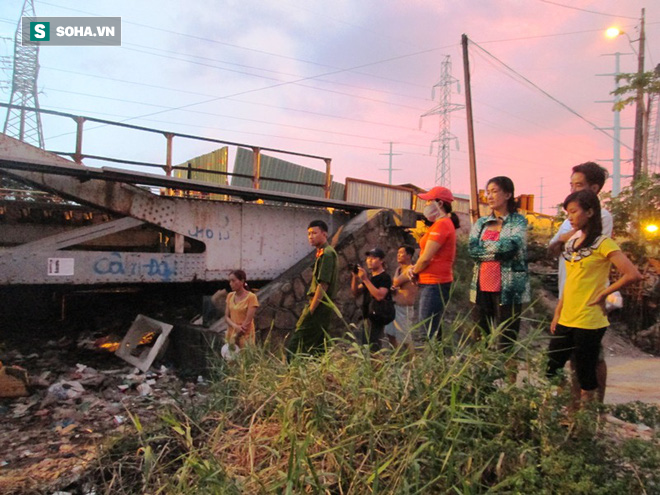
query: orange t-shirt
[{"left": 418, "top": 216, "right": 456, "bottom": 284}]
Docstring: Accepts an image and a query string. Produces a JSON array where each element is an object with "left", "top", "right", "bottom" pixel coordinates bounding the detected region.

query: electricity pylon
[
  {"left": 420, "top": 55, "right": 464, "bottom": 187},
  {"left": 3, "top": 0, "right": 44, "bottom": 149}
]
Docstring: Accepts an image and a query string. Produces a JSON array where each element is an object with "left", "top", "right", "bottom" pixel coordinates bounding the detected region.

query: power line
[
  {"left": 118, "top": 44, "right": 431, "bottom": 112},
  {"left": 536, "top": 0, "right": 638, "bottom": 19},
  {"left": 36, "top": 0, "right": 437, "bottom": 91},
  {"left": 468, "top": 39, "right": 634, "bottom": 153},
  {"left": 119, "top": 41, "right": 430, "bottom": 103},
  {"left": 41, "top": 38, "right": 456, "bottom": 140},
  {"left": 40, "top": 65, "right": 430, "bottom": 133},
  {"left": 42, "top": 86, "right": 432, "bottom": 145},
  {"left": 475, "top": 26, "right": 625, "bottom": 45}
]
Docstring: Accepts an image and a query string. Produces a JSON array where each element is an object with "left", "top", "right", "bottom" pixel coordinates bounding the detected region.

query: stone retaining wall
[{"left": 254, "top": 209, "right": 415, "bottom": 345}]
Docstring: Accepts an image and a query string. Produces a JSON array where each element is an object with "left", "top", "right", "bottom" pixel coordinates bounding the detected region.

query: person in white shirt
[{"left": 548, "top": 162, "right": 612, "bottom": 404}]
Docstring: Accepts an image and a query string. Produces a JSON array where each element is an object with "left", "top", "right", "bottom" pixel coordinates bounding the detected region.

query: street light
[
  {"left": 606, "top": 8, "right": 646, "bottom": 180},
  {"left": 606, "top": 27, "right": 625, "bottom": 41}
]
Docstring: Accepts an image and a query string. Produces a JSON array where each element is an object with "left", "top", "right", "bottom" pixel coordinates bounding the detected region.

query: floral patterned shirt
[{"left": 468, "top": 212, "right": 530, "bottom": 305}]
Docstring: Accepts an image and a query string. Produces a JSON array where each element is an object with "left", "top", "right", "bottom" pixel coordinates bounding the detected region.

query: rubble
[
  {"left": 0, "top": 321, "right": 211, "bottom": 495},
  {"left": 0, "top": 364, "right": 29, "bottom": 398},
  {"left": 115, "top": 314, "right": 173, "bottom": 372}
]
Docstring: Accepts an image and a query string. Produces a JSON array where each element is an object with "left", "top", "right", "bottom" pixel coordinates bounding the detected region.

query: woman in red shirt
[{"left": 409, "top": 186, "right": 460, "bottom": 342}]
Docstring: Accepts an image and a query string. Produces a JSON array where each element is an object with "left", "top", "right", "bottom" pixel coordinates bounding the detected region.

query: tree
[
  {"left": 612, "top": 65, "right": 660, "bottom": 175},
  {"left": 605, "top": 174, "right": 660, "bottom": 258},
  {"left": 604, "top": 174, "right": 660, "bottom": 333}
]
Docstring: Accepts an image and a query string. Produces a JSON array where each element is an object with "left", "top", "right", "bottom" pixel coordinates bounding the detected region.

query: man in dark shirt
[
  {"left": 286, "top": 220, "right": 338, "bottom": 360},
  {"left": 351, "top": 247, "right": 392, "bottom": 353}
]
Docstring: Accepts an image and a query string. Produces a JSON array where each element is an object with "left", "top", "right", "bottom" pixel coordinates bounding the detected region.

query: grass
[
  {"left": 86, "top": 237, "right": 660, "bottom": 493},
  {"left": 88, "top": 323, "right": 660, "bottom": 494}
]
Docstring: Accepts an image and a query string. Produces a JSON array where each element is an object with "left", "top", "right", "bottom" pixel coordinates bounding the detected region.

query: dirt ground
[{"left": 601, "top": 329, "right": 660, "bottom": 405}]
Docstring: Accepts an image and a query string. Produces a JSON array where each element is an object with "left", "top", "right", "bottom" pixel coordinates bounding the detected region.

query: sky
[{"left": 1, "top": 0, "right": 658, "bottom": 214}]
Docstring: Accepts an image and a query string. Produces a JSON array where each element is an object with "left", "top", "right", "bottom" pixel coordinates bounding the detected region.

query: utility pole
[
  {"left": 420, "top": 55, "right": 464, "bottom": 188},
  {"left": 462, "top": 34, "right": 479, "bottom": 223},
  {"left": 379, "top": 141, "right": 401, "bottom": 185},
  {"left": 539, "top": 177, "right": 545, "bottom": 214},
  {"left": 632, "top": 8, "right": 645, "bottom": 179}
]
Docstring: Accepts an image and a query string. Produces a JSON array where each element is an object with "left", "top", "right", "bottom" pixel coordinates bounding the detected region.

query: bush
[{"left": 89, "top": 328, "right": 659, "bottom": 493}]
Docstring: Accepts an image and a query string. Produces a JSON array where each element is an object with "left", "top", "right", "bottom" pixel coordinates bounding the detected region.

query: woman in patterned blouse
[{"left": 468, "top": 176, "right": 530, "bottom": 350}]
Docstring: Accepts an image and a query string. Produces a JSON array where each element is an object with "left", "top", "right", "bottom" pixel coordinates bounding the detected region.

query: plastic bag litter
[
  {"left": 605, "top": 291, "right": 623, "bottom": 312},
  {"left": 221, "top": 343, "right": 240, "bottom": 362}
]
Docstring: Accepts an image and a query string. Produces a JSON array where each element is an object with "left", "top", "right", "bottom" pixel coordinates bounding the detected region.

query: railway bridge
[{"left": 0, "top": 113, "right": 419, "bottom": 327}]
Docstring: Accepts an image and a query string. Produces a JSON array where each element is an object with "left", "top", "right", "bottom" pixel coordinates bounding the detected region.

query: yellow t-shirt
[
  {"left": 559, "top": 236, "right": 619, "bottom": 329},
  {"left": 226, "top": 291, "right": 259, "bottom": 345}
]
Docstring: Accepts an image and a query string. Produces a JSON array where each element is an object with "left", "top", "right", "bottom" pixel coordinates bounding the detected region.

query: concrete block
[
  {"left": 116, "top": 315, "right": 173, "bottom": 372},
  {"left": 391, "top": 208, "right": 417, "bottom": 228}
]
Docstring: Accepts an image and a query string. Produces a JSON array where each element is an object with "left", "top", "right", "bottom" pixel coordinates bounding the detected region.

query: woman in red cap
[{"left": 408, "top": 186, "right": 460, "bottom": 342}]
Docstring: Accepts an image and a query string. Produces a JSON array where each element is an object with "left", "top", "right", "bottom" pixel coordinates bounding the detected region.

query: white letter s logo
[{"left": 34, "top": 23, "right": 46, "bottom": 39}]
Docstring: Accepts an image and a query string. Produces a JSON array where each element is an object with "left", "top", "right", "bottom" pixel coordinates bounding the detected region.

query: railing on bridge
[{"left": 0, "top": 102, "right": 335, "bottom": 199}]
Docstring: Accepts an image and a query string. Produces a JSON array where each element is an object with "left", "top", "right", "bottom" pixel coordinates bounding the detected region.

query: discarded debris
[
  {"left": 0, "top": 324, "right": 209, "bottom": 495},
  {"left": 115, "top": 315, "right": 173, "bottom": 372},
  {"left": 136, "top": 382, "right": 152, "bottom": 396},
  {"left": 0, "top": 363, "right": 29, "bottom": 398}
]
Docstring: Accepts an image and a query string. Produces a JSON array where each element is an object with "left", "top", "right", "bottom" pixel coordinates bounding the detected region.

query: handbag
[{"left": 368, "top": 294, "right": 396, "bottom": 326}]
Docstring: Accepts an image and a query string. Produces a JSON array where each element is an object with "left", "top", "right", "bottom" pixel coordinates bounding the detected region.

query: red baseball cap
[{"left": 418, "top": 186, "right": 454, "bottom": 203}]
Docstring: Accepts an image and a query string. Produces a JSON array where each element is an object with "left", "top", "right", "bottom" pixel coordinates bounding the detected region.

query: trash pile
[{"left": 0, "top": 315, "right": 211, "bottom": 495}]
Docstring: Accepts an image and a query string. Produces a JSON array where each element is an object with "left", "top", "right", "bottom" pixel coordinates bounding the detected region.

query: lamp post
[{"left": 607, "top": 9, "right": 646, "bottom": 180}]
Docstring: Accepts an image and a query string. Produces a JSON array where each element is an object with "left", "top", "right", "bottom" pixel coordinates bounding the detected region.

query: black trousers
[
  {"left": 362, "top": 320, "right": 385, "bottom": 353},
  {"left": 546, "top": 324, "right": 606, "bottom": 391},
  {"left": 476, "top": 290, "right": 522, "bottom": 350}
]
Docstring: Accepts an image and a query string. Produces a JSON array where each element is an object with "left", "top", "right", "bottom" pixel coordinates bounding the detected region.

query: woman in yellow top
[
  {"left": 225, "top": 270, "right": 259, "bottom": 348},
  {"left": 547, "top": 190, "right": 641, "bottom": 405}
]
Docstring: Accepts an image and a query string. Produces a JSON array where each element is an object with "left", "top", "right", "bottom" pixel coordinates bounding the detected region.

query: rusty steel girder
[{"left": 0, "top": 134, "right": 351, "bottom": 285}]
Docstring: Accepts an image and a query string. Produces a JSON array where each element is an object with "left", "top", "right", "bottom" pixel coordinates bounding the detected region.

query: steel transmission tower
[
  {"left": 420, "top": 55, "right": 464, "bottom": 187},
  {"left": 3, "top": 0, "right": 44, "bottom": 149}
]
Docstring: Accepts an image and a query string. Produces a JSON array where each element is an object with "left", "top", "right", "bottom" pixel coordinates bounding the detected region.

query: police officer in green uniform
[{"left": 286, "top": 220, "right": 338, "bottom": 359}]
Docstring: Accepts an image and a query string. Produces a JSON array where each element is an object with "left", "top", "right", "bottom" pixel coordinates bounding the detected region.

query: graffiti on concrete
[
  {"left": 93, "top": 252, "right": 175, "bottom": 281},
  {"left": 187, "top": 216, "right": 231, "bottom": 242},
  {"left": 187, "top": 227, "right": 231, "bottom": 241}
]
